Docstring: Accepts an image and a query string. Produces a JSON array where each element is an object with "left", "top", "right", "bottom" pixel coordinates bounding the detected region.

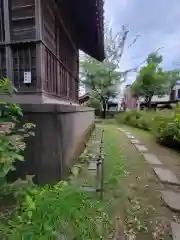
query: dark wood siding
[
  {"left": 0, "top": 0, "right": 79, "bottom": 102},
  {"left": 43, "top": 1, "right": 56, "bottom": 54},
  {"left": 12, "top": 43, "right": 36, "bottom": 90},
  {"left": 58, "top": 22, "right": 78, "bottom": 76},
  {"left": 0, "top": 0, "right": 4, "bottom": 42},
  {"left": 41, "top": 0, "right": 79, "bottom": 101},
  {"left": 9, "top": 0, "right": 36, "bottom": 41},
  {"left": 0, "top": 47, "right": 6, "bottom": 77}
]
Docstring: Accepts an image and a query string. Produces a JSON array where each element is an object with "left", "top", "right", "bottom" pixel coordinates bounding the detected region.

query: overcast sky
[{"left": 105, "top": 0, "right": 180, "bottom": 84}]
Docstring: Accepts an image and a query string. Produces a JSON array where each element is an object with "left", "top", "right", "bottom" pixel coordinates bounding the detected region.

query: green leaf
[{"left": 15, "top": 154, "right": 24, "bottom": 161}]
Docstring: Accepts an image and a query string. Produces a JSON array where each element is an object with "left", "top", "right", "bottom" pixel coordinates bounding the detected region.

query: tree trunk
[
  {"left": 136, "top": 98, "right": 140, "bottom": 111},
  {"left": 102, "top": 102, "right": 107, "bottom": 119},
  {"left": 146, "top": 95, "right": 153, "bottom": 109}
]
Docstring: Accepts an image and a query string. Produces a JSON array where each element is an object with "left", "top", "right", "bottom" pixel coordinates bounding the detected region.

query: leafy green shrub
[
  {"left": 0, "top": 182, "right": 111, "bottom": 239},
  {"left": 116, "top": 110, "right": 141, "bottom": 125},
  {"left": 0, "top": 78, "right": 35, "bottom": 197},
  {"left": 153, "top": 105, "right": 180, "bottom": 148},
  {"left": 137, "top": 116, "right": 151, "bottom": 131},
  {"left": 151, "top": 113, "right": 173, "bottom": 136},
  {"left": 155, "top": 119, "right": 180, "bottom": 147},
  {"left": 117, "top": 106, "right": 180, "bottom": 149}
]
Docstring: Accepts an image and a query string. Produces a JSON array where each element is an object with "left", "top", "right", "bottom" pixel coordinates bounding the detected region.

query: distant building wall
[
  {"left": 123, "top": 85, "right": 137, "bottom": 110},
  {"left": 123, "top": 82, "right": 180, "bottom": 110}
]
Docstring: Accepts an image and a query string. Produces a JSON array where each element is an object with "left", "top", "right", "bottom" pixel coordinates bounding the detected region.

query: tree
[
  {"left": 87, "top": 97, "right": 101, "bottom": 111},
  {"left": 166, "top": 69, "right": 180, "bottom": 91},
  {"left": 132, "top": 52, "right": 168, "bottom": 108},
  {"left": 81, "top": 25, "right": 139, "bottom": 118}
]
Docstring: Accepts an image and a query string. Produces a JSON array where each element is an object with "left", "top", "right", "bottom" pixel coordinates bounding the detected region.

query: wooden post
[
  {"left": 36, "top": 43, "right": 43, "bottom": 91},
  {"left": 35, "top": 0, "right": 43, "bottom": 40},
  {"left": 3, "top": 0, "right": 10, "bottom": 43},
  {"left": 3, "top": 0, "right": 12, "bottom": 81}
]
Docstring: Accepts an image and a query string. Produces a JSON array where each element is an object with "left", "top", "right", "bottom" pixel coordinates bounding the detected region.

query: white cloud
[{"left": 105, "top": 0, "right": 180, "bottom": 83}]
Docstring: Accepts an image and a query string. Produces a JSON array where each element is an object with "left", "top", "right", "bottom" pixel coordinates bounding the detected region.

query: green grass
[
  {"left": 70, "top": 124, "right": 126, "bottom": 238},
  {"left": 1, "top": 183, "right": 112, "bottom": 239},
  {"left": 1, "top": 123, "right": 175, "bottom": 239},
  {"left": 0, "top": 124, "right": 125, "bottom": 239}
]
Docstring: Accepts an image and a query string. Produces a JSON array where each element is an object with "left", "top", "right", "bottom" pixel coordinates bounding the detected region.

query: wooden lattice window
[
  {"left": 44, "top": 48, "right": 58, "bottom": 95},
  {"left": 12, "top": 43, "right": 36, "bottom": 89},
  {"left": 0, "top": 47, "right": 6, "bottom": 78},
  {"left": 0, "top": 0, "right": 4, "bottom": 42},
  {"left": 44, "top": 47, "right": 78, "bottom": 101}
]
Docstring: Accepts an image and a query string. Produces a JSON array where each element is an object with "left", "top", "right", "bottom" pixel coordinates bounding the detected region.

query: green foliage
[
  {"left": 117, "top": 107, "right": 180, "bottom": 149},
  {"left": 153, "top": 104, "right": 180, "bottom": 147},
  {"left": 166, "top": 69, "right": 180, "bottom": 89},
  {"left": 116, "top": 110, "right": 150, "bottom": 130},
  {"left": 81, "top": 25, "right": 138, "bottom": 118},
  {"left": 0, "top": 182, "right": 111, "bottom": 239},
  {"left": 87, "top": 97, "right": 101, "bottom": 111},
  {"left": 81, "top": 57, "right": 120, "bottom": 103},
  {"left": 0, "top": 78, "right": 35, "bottom": 196},
  {"left": 0, "top": 78, "right": 16, "bottom": 96},
  {"left": 132, "top": 52, "right": 168, "bottom": 107},
  {"left": 155, "top": 118, "right": 180, "bottom": 147}
]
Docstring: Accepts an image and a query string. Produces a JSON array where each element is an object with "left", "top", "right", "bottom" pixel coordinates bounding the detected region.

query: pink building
[{"left": 123, "top": 85, "right": 137, "bottom": 110}]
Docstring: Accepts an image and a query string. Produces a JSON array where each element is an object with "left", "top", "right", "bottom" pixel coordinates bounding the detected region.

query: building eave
[{"left": 56, "top": 0, "right": 105, "bottom": 61}]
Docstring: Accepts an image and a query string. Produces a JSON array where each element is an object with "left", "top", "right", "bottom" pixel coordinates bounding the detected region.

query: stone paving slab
[
  {"left": 134, "top": 144, "right": 148, "bottom": 152},
  {"left": 161, "top": 190, "right": 180, "bottom": 212},
  {"left": 124, "top": 132, "right": 131, "bottom": 135},
  {"left": 171, "top": 222, "right": 180, "bottom": 240},
  {"left": 153, "top": 167, "right": 180, "bottom": 185},
  {"left": 131, "top": 139, "right": 140, "bottom": 144},
  {"left": 88, "top": 162, "right": 97, "bottom": 171},
  {"left": 142, "top": 153, "right": 162, "bottom": 165},
  {"left": 118, "top": 128, "right": 126, "bottom": 132},
  {"left": 127, "top": 135, "right": 135, "bottom": 139}
]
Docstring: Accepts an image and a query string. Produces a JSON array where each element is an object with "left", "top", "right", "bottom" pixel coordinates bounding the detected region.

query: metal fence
[{"left": 81, "top": 126, "right": 105, "bottom": 199}]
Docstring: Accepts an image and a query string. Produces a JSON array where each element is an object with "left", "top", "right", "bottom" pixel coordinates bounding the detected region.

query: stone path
[
  {"left": 117, "top": 127, "right": 180, "bottom": 239},
  {"left": 153, "top": 167, "right": 180, "bottom": 185},
  {"left": 142, "top": 153, "right": 162, "bottom": 165},
  {"left": 171, "top": 222, "right": 180, "bottom": 240},
  {"left": 134, "top": 144, "right": 148, "bottom": 152},
  {"left": 161, "top": 190, "right": 180, "bottom": 212}
]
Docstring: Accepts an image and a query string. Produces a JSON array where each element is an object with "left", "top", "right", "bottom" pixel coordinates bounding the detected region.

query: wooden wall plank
[
  {"left": 35, "top": 0, "right": 42, "bottom": 40},
  {"left": 10, "top": 0, "right": 36, "bottom": 41},
  {"left": 3, "top": 0, "right": 10, "bottom": 42}
]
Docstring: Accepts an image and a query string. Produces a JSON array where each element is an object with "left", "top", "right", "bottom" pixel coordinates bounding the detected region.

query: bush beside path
[{"left": 116, "top": 107, "right": 180, "bottom": 150}]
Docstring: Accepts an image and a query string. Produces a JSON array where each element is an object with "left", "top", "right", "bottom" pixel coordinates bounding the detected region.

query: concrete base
[
  {"left": 0, "top": 92, "right": 79, "bottom": 106},
  {"left": 8, "top": 104, "right": 95, "bottom": 185}
]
